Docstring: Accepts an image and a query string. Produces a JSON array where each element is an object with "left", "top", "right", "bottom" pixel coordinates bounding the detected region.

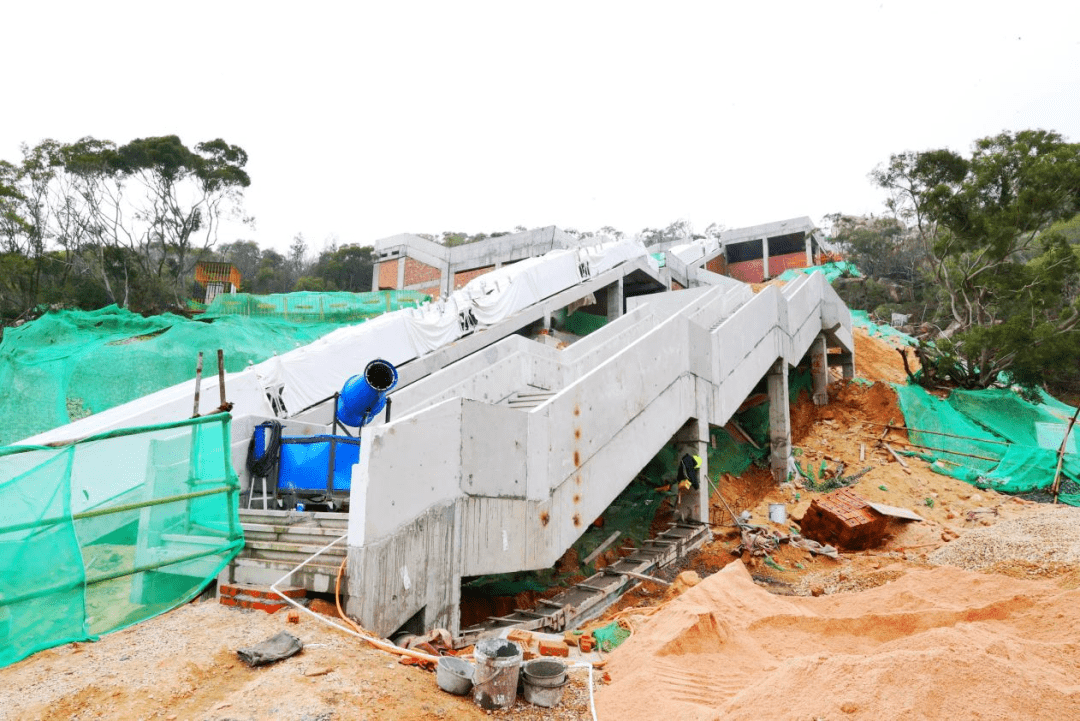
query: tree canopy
[{"left": 872, "top": 129, "right": 1080, "bottom": 395}]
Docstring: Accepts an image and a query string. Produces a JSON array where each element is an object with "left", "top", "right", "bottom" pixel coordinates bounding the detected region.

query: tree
[
  {"left": 62, "top": 134, "right": 251, "bottom": 306},
  {"left": 872, "top": 129, "right": 1080, "bottom": 395}
]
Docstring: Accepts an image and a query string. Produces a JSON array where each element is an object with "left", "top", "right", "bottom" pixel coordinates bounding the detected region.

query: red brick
[{"left": 538, "top": 639, "right": 569, "bottom": 657}]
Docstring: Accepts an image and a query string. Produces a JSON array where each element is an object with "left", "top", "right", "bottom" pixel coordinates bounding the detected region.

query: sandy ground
[{"left": 3, "top": 327, "right": 1078, "bottom": 720}]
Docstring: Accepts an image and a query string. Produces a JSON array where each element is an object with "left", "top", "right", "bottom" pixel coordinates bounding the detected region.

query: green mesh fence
[
  {"left": 0, "top": 413, "right": 243, "bottom": 669},
  {"left": 776, "top": 261, "right": 862, "bottom": 284},
  {"left": 0, "top": 301, "right": 412, "bottom": 446},
  {"left": 197, "top": 290, "right": 429, "bottom": 322},
  {"left": 893, "top": 384, "right": 1080, "bottom": 505}
]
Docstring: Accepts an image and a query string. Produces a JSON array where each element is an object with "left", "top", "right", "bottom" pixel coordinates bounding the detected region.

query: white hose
[
  {"left": 267, "top": 533, "right": 599, "bottom": 718},
  {"left": 266, "top": 533, "right": 438, "bottom": 662}
]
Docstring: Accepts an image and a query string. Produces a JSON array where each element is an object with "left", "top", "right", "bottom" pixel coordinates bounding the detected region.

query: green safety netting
[
  {"left": 893, "top": 384, "right": 1080, "bottom": 505},
  {"left": 850, "top": 309, "right": 918, "bottom": 346},
  {"left": 776, "top": 261, "right": 862, "bottom": 284},
  {"left": 564, "top": 311, "right": 609, "bottom": 337},
  {"left": 196, "top": 290, "right": 429, "bottom": 322},
  {"left": 0, "top": 413, "right": 243, "bottom": 669},
  {"left": 0, "top": 300, "right": 414, "bottom": 447}
]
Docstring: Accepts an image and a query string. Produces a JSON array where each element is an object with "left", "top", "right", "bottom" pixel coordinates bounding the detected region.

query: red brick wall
[
  {"left": 417, "top": 285, "right": 440, "bottom": 300},
  {"left": 672, "top": 279, "right": 686, "bottom": 291},
  {"left": 405, "top": 258, "right": 441, "bottom": 287},
  {"left": 727, "top": 251, "right": 808, "bottom": 283},
  {"left": 767, "top": 251, "right": 809, "bottom": 276},
  {"left": 728, "top": 259, "right": 765, "bottom": 283},
  {"left": 453, "top": 265, "right": 496, "bottom": 290},
  {"left": 705, "top": 256, "right": 727, "bottom": 274}
]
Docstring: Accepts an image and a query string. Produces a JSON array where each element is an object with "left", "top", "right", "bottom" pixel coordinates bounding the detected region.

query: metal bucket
[
  {"left": 436, "top": 656, "right": 474, "bottom": 696},
  {"left": 769, "top": 503, "right": 787, "bottom": 524},
  {"left": 472, "top": 639, "right": 522, "bottom": 710},
  {"left": 521, "top": 658, "right": 569, "bottom": 708}
]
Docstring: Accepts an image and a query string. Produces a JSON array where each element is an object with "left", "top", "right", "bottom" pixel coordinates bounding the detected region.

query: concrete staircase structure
[
  {"left": 345, "top": 270, "right": 854, "bottom": 637},
  {"left": 219, "top": 509, "right": 348, "bottom": 594}
]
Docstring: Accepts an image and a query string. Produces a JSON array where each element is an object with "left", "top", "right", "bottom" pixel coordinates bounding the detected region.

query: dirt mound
[{"left": 596, "top": 560, "right": 1080, "bottom": 720}]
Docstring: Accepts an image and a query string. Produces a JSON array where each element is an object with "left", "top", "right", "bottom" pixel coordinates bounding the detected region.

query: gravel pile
[{"left": 929, "top": 507, "right": 1080, "bottom": 571}]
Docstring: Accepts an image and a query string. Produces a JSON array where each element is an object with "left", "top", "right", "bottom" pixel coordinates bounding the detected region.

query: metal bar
[
  {"left": 866, "top": 421, "right": 1011, "bottom": 446},
  {"left": 217, "top": 349, "right": 226, "bottom": 407},
  {"left": 0, "top": 541, "right": 242, "bottom": 608},
  {"left": 0, "top": 485, "right": 234, "bottom": 535},
  {"left": 192, "top": 351, "right": 203, "bottom": 418}
]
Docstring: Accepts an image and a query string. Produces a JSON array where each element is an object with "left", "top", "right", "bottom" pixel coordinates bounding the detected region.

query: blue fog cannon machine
[{"left": 247, "top": 359, "right": 398, "bottom": 511}]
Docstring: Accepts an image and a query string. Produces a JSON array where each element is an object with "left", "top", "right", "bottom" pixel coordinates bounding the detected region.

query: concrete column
[
  {"left": 543, "top": 310, "right": 552, "bottom": 332},
  {"left": 396, "top": 257, "right": 406, "bottom": 290},
  {"left": 440, "top": 263, "right": 452, "bottom": 298},
  {"left": 767, "top": 360, "right": 791, "bottom": 483},
  {"left": 804, "top": 231, "right": 814, "bottom": 267},
  {"left": 606, "top": 277, "right": 624, "bottom": 321},
  {"left": 673, "top": 418, "right": 709, "bottom": 523},
  {"left": 371, "top": 262, "right": 380, "bottom": 292},
  {"left": 811, "top": 333, "right": 829, "bottom": 406},
  {"left": 761, "top": 237, "right": 770, "bottom": 279}
]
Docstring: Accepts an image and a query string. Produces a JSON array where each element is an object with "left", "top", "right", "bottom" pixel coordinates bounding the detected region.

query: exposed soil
[{"left": 2, "top": 318, "right": 1074, "bottom": 720}]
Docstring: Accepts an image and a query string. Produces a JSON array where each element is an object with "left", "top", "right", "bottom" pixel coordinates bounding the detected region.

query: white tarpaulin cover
[{"left": 20, "top": 239, "right": 650, "bottom": 444}]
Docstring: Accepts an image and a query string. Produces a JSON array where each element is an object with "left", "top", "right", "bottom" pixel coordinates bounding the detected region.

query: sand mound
[{"left": 596, "top": 560, "right": 1080, "bottom": 720}]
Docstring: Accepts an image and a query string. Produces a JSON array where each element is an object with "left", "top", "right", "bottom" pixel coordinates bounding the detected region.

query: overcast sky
[{"left": 5, "top": 1, "right": 1079, "bottom": 254}]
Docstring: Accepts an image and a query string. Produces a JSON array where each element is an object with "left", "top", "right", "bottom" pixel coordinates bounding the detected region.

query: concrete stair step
[
  {"left": 240, "top": 539, "right": 347, "bottom": 565},
  {"left": 238, "top": 509, "right": 349, "bottom": 530},
  {"left": 241, "top": 522, "right": 347, "bottom": 545},
  {"left": 224, "top": 556, "right": 341, "bottom": 595}
]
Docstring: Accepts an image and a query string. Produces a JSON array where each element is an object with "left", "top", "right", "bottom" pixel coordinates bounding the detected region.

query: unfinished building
[{"left": 13, "top": 222, "right": 853, "bottom": 647}]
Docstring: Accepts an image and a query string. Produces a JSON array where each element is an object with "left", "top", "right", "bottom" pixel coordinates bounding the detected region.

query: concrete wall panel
[
  {"left": 460, "top": 399, "right": 528, "bottom": 498},
  {"left": 356, "top": 398, "right": 463, "bottom": 543}
]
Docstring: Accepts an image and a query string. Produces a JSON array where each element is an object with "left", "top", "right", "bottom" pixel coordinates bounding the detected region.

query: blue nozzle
[{"left": 336, "top": 358, "right": 398, "bottom": 427}]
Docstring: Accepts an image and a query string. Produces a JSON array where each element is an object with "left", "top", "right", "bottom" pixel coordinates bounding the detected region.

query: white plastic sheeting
[
  {"left": 668, "top": 237, "right": 722, "bottom": 266},
  {"left": 19, "top": 238, "right": 649, "bottom": 444}
]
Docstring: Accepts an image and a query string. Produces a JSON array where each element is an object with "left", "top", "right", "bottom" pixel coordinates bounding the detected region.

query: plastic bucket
[
  {"left": 521, "top": 658, "right": 569, "bottom": 708},
  {"left": 436, "top": 656, "right": 474, "bottom": 696},
  {"left": 471, "top": 639, "right": 522, "bottom": 710},
  {"left": 769, "top": 503, "right": 787, "bottom": 524}
]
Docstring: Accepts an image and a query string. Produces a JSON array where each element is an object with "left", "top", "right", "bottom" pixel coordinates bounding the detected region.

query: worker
[{"left": 676, "top": 453, "right": 702, "bottom": 491}]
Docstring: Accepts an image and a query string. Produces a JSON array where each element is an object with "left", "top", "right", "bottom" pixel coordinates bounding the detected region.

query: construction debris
[{"left": 236, "top": 631, "right": 303, "bottom": 667}]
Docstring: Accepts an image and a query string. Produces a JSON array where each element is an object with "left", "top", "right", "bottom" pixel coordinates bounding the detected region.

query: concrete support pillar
[
  {"left": 673, "top": 418, "right": 710, "bottom": 523},
  {"left": 371, "top": 262, "right": 380, "bottom": 292},
  {"left": 396, "top": 257, "right": 406, "bottom": 290},
  {"left": 804, "top": 231, "right": 814, "bottom": 267},
  {"left": 767, "top": 360, "right": 791, "bottom": 483},
  {"left": 606, "top": 277, "right": 624, "bottom": 321},
  {"left": 440, "top": 263, "right": 452, "bottom": 298},
  {"left": 811, "top": 333, "right": 829, "bottom": 406},
  {"left": 841, "top": 352, "right": 855, "bottom": 381},
  {"left": 543, "top": 310, "right": 552, "bottom": 332},
  {"left": 761, "top": 237, "right": 770, "bottom": 279}
]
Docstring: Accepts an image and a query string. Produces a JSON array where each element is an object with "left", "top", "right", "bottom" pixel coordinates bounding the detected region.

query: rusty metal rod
[
  {"left": 192, "top": 351, "right": 203, "bottom": 417},
  {"left": 866, "top": 421, "right": 1011, "bottom": 446},
  {"left": 217, "top": 348, "right": 226, "bottom": 407},
  {"left": 876, "top": 437, "right": 1002, "bottom": 463}
]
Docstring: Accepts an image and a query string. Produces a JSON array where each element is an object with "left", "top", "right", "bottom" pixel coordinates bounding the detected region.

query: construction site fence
[{"left": 0, "top": 413, "right": 244, "bottom": 669}]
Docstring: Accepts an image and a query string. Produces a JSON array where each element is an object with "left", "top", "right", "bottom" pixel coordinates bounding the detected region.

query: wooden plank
[{"left": 582, "top": 531, "right": 622, "bottom": 565}]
